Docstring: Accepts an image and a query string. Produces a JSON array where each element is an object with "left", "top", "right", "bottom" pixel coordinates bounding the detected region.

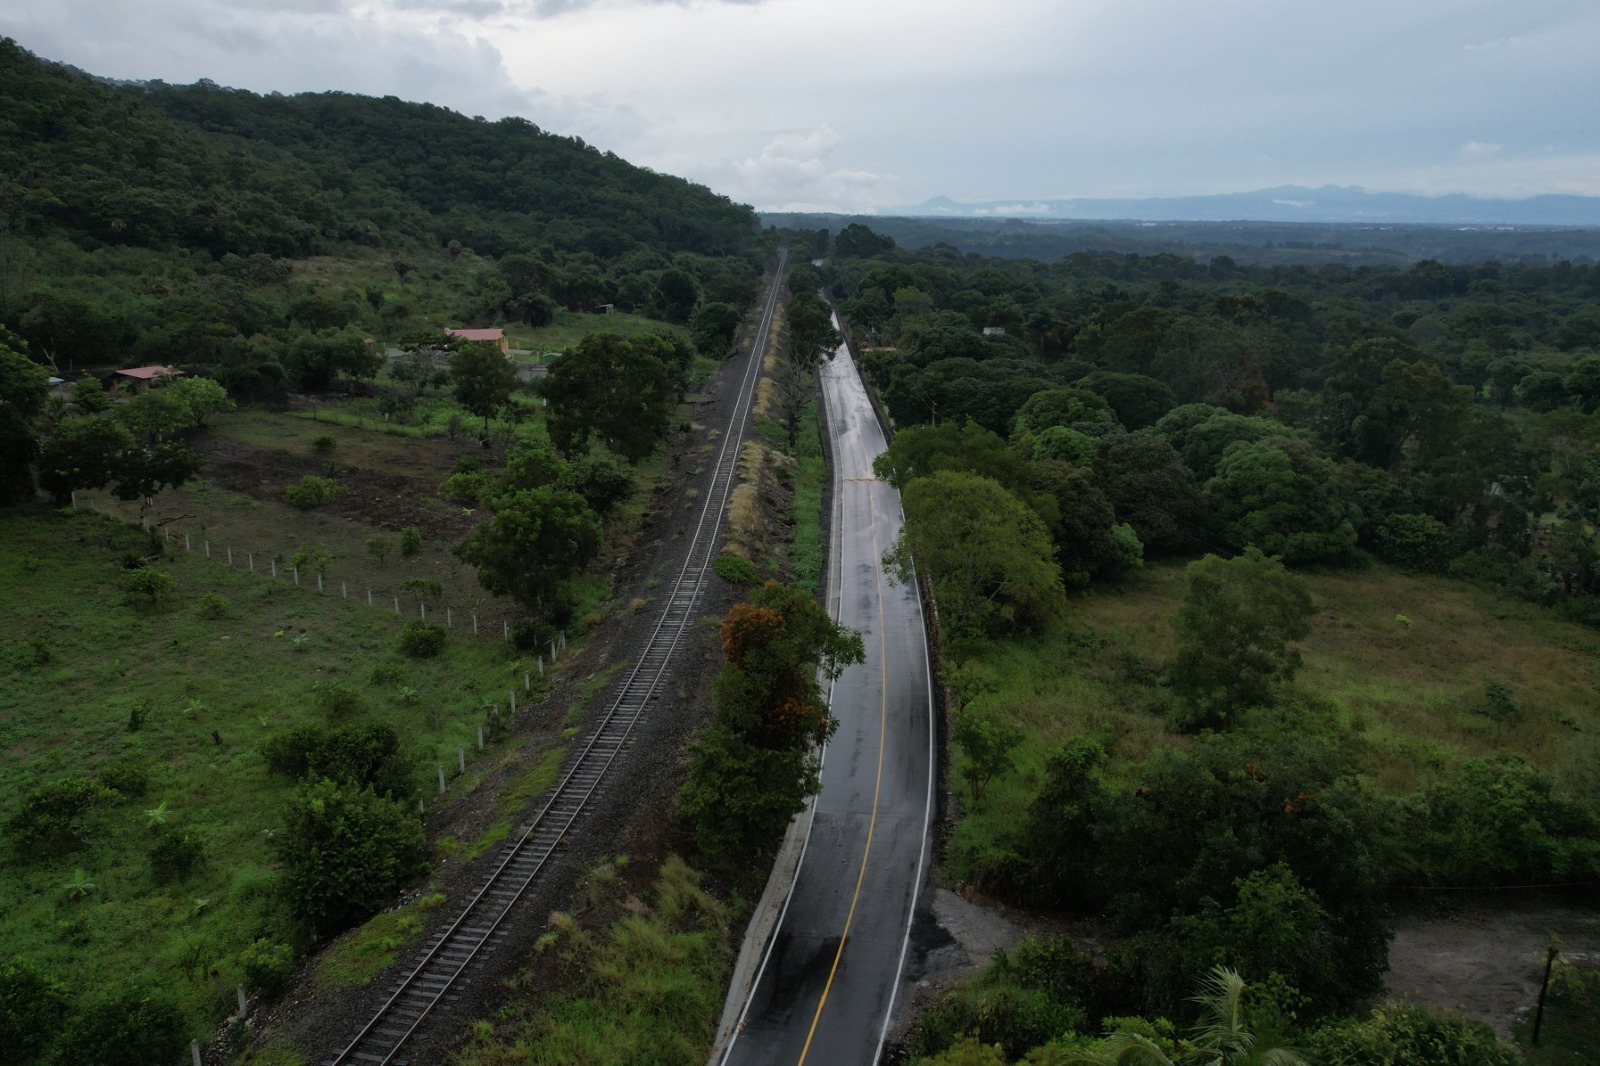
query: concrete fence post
[
  {"left": 394, "top": 597, "right": 400, "bottom": 615},
  {"left": 292, "top": 567, "right": 300, "bottom": 587},
  {"left": 204, "top": 540, "right": 210, "bottom": 558},
  {"left": 477, "top": 724, "right": 484, "bottom": 751},
  {"left": 248, "top": 553, "right": 254, "bottom": 572},
  {"left": 227, "top": 547, "right": 232, "bottom": 565},
  {"left": 437, "top": 765, "right": 446, "bottom": 794},
  {"left": 185, "top": 533, "right": 191, "bottom": 552},
  {"left": 458, "top": 746, "right": 465, "bottom": 773}
]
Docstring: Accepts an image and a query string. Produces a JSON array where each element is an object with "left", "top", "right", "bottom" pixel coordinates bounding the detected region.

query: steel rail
[{"left": 325, "top": 248, "right": 788, "bottom": 1066}]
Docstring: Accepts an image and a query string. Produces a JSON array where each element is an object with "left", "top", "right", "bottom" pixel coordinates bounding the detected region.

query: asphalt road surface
[{"left": 719, "top": 327, "right": 936, "bottom": 1065}]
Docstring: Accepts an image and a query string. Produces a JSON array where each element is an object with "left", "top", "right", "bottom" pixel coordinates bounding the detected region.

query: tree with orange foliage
[{"left": 677, "top": 582, "right": 863, "bottom": 855}]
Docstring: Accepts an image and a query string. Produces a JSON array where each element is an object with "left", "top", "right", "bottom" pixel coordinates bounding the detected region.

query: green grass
[
  {"left": 497, "top": 745, "right": 568, "bottom": 819},
  {"left": 451, "top": 856, "right": 730, "bottom": 1066},
  {"left": 462, "top": 820, "right": 512, "bottom": 862},
  {"left": 941, "top": 559, "right": 1600, "bottom": 883},
  {"left": 790, "top": 400, "right": 827, "bottom": 594},
  {"left": 0, "top": 506, "right": 527, "bottom": 1042},
  {"left": 314, "top": 892, "right": 447, "bottom": 990},
  {"left": 1517, "top": 977, "right": 1600, "bottom": 1065},
  {"left": 505, "top": 309, "right": 689, "bottom": 353}
]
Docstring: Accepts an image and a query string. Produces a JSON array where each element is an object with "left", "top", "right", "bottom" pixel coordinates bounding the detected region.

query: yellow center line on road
[{"left": 795, "top": 418, "right": 892, "bottom": 1064}]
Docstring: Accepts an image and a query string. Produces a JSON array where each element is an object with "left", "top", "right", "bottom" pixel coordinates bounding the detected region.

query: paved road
[{"left": 719, "top": 326, "right": 936, "bottom": 1065}]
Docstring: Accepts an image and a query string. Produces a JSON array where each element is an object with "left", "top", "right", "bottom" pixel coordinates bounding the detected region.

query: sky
[{"left": 4, "top": 0, "right": 1600, "bottom": 213}]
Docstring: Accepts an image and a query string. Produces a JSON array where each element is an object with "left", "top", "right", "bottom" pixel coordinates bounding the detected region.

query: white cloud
[{"left": 1461, "top": 141, "right": 1504, "bottom": 160}]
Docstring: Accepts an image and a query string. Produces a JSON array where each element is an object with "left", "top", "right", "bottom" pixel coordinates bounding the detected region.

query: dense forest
[
  {"left": 776, "top": 222, "right": 1600, "bottom": 1063},
  {"left": 0, "top": 37, "right": 764, "bottom": 399},
  {"left": 763, "top": 212, "right": 1600, "bottom": 267}
]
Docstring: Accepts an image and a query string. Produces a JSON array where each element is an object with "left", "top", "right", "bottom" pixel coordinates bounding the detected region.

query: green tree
[
  {"left": 454, "top": 486, "right": 602, "bottom": 617},
  {"left": 542, "top": 332, "right": 675, "bottom": 461},
  {"left": 1093, "top": 431, "right": 1209, "bottom": 557},
  {"left": 273, "top": 777, "right": 426, "bottom": 934},
  {"left": 163, "top": 375, "right": 234, "bottom": 427},
  {"left": 48, "top": 985, "right": 187, "bottom": 1066},
  {"left": 0, "top": 956, "right": 70, "bottom": 1065},
  {"left": 120, "top": 566, "right": 176, "bottom": 604},
  {"left": 35, "top": 415, "right": 135, "bottom": 505},
  {"left": 1168, "top": 548, "right": 1314, "bottom": 726},
  {"left": 690, "top": 300, "right": 743, "bottom": 358},
  {"left": 365, "top": 533, "right": 394, "bottom": 567},
  {"left": 677, "top": 583, "right": 863, "bottom": 854},
  {"left": 1203, "top": 438, "right": 1357, "bottom": 565},
  {"left": 889, "top": 471, "right": 1066, "bottom": 639},
  {"left": 952, "top": 705, "right": 1023, "bottom": 802},
  {"left": 451, "top": 340, "right": 518, "bottom": 434}
]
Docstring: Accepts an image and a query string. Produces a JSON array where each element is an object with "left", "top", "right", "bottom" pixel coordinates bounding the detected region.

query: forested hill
[{"left": 0, "top": 37, "right": 758, "bottom": 260}]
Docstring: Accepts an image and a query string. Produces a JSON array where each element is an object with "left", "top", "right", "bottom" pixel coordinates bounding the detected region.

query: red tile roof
[{"left": 115, "top": 365, "right": 183, "bottom": 380}]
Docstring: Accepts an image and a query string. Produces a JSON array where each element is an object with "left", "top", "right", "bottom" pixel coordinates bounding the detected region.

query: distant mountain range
[{"left": 896, "top": 186, "right": 1600, "bottom": 227}]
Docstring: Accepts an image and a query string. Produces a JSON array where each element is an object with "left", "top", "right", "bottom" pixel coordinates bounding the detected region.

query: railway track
[{"left": 324, "top": 248, "right": 789, "bottom": 1066}]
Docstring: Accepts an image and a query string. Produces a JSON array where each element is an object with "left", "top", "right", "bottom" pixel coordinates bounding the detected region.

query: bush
[
  {"left": 48, "top": 985, "right": 187, "bottom": 1066},
  {"left": 398, "top": 526, "right": 423, "bottom": 556},
  {"left": 313, "top": 680, "right": 362, "bottom": 719},
  {"left": 1309, "top": 1004, "right": 1520, "bottom": 1065},
  {"left": 238, "top": 939, "right": 295, "bottom": 997},
  {"left": 149, "top": 830, "right": 204, "bottom": 882},
  {"left": 284, "top": 475, "right": 344, "bottom": 509},
  {"left": 1375, "top": 512, "right": 1453, "bottom": 572},
  {"left": 369, "top": 660, "right": 404, "bottom": 686},
  {"left": 311, "top": 434, "right": 336, "bottom": 457},
  {"left": 400, "top": 577, "right": 445, "bottom": 603},
  {"left": 262, "top": 723, "right": 413, "bottom": 798},
  {"left": 94, "top": 759, "right": 150, "bottom": 799},
  {"left": 397, "top": 620, "right": 446, "bottom": 658},
  {"left": 119, "top": 566, "right": 175, "bottom": 604},
  {"left": 511, "top": 617, "right": 554, "bottom": 652},
  {"left": 0, "top": 957, "right": 70, "bottom": 1065},
  {"left": 197, "top": 591, "right": 233, "bottom": 619},
  {"left": 274, "top": 778, "right": 426, "bottom": 933},
  {"left": 908, "top": 939, "right": 1099, "bottom": 1060},
  {"left": 5, "top": 777, "right": 112, "bottom": 853},
  {"left": 713, "top": 553, "right": 761, "bottom": 585}
]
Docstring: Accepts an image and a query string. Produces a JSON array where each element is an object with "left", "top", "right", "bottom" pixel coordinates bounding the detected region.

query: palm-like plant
[
  {"left": 1186, "top": 967, "right": 1307, "bottom": 1066},
  {"left": 1057, "top": 967, "right": 1306, "bottom": 1066},
  {"left": 63, "top": 868, "right": 96, "bottom": 900},
  {"left": 143, "top": 800, "right": 170, "bottom": 829}
]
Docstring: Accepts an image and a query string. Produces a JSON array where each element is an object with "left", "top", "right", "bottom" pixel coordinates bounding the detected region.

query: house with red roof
[
  {"left": 445, "top": 328, "right": 509, "bottom": 356},
  {"left": 113, "top": 365, "right": 184, "bottom": 390}
]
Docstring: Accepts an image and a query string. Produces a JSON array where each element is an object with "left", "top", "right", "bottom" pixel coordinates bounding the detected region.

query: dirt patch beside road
[{"left": 1384, "top": 901, "right": 1600, "bottom": 1039}]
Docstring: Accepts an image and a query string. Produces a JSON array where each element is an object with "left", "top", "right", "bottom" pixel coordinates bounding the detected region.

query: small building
[
  {"left": 445, "top": 328, "right": 510, "bottom": 356},
  {"left": 114, "top": 365, "right": 184, "bottom": 390},
  {"left": 982, "top": 326, "right": 1007, "bottom": 336}
]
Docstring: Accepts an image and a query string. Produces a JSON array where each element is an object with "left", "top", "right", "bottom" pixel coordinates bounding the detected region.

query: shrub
[
  {"left": 284, "top": 475, "right": 344, "bottom": 509},
  {"left": 0, "top": 957, "right": 70, "bottom": 1065},
  {"left": 94, "top": 759, "right": 150, "bottom": 799},
  {"left": 262, "top": 725, "right": 325, "bottom": 779},
  {"left": 311, "top": 434, "right": 337, "bottom": 457},
  {"left": 1375, "top": 512, "right": 1453, "bottom": 572},
  {"left": 149, "top": 830, "right": 205, "bottom": 882},
  {"left": 238, "top": 939, "right": 296, "bottom": 997},
  {"left": 313, "top": 680, "right": 363, "bottom": 719},
  {"left": 364, "top": 533, "right": 395, "bottom": 567},
  {"left": 713, "top": 553, "right": 761, "bottom": 585},
  {"left": 511, "top": 617, "right": 553, "bottom": 652},
  {"left": 197, "top": 591, "right": 232, "bottom": 619},
  {"left": 398, "top": 620, "right": 446, "bottom": 658},
  {"left": 400, "top": 577, "right": 445, "bottom": 603},
  {"left": 263, "top": 723, "right": 413, "bottom": 798},
  {"left": 5, "top": 777, "right": 113, "bottom": 853},
  {"left": 369, "top": 660, "right": 404, "bottom": 686},
  {"left": 274, "top": 778, "right": 426, "bottom": 933},
  {"left": 1309, "top": 1004, "right": 1520, "bottom": 1065},
  {"left": 119, "top": 566, "right": 176, "bottom": 604},
  {"left": 398, "top": 526, "right": 423, "bottom": 556},
  {"left": 48, "top": 985, "right": 187, "bottom": 1066}
]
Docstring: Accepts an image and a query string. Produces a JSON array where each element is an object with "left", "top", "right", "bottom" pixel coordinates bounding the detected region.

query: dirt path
[{"left": 1385, "top": 902, "right": 1600, "bottom": 1039}]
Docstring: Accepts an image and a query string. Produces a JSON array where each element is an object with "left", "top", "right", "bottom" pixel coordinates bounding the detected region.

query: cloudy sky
[{"left": 5, "top": 0, "right": 1599, "bottom": 212}]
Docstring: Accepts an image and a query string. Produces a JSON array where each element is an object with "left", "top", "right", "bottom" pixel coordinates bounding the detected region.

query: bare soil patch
[{"left": 1385, "top": 900, "right": 1600, "bottom": 1040}]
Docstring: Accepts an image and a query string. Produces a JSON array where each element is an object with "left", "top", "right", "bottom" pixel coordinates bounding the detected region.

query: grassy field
[
  {"left": 943, "top": 559, "right": 1600, "bottom": 868},
  {"left": 504, "top": 309, "right": 690, "bottom": 354},
  {"left": 0, "top": 505, "right": 546, "bottom": 1042}
]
